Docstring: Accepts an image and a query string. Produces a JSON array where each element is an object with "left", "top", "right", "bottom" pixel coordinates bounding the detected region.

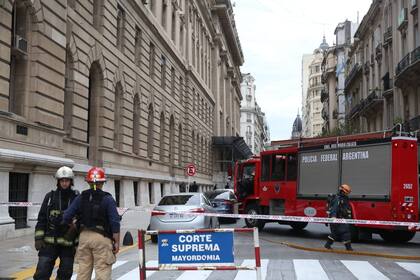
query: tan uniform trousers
[{"left": 76, "top": 230, "right": 116, "bottom": 280}]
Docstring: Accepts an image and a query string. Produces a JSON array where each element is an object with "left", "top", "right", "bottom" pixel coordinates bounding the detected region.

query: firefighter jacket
[
  {"left": 329, "top": 193, "right": 352, "bottom": 219},
  {"left": 35, "top": 188, "right": 79, "bottom": 247}
]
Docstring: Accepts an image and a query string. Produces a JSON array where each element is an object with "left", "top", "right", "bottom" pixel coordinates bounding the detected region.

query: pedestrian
[
  {"left": 33, "top": 166, "right": 79, "bottom": 280},
  {"left": 62, "top": 167, "right": 120, "bottom": 280},
  {"left": 324, "top": 184, "right": 353, "bottom": 251}
]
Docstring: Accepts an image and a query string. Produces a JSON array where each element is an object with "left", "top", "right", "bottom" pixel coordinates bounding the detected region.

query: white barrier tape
[{"left": 2, "top": 203, "right": 420, "bottom": 229}]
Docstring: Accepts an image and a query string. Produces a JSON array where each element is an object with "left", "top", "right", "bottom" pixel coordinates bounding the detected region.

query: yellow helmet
[{"left": 340, "top": 184, "right": 351, "bottom": 195}]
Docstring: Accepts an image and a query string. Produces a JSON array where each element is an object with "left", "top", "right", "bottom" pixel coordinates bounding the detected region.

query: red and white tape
[{"left": 2, "top": 202, "right": 420, "bottom": 229}]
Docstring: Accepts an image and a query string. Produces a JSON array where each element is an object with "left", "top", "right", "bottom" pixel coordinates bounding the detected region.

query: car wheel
[
  {"left": 290, "top": 222, "right": 308, "bottom": 231},
  {"left": 380, "top": 230, "right": 416, "bottom": 243},
  {"left": 245, "top": 203, "right": 265, "bottom": 230},
  {"left": 151, "top": 234, "right": 158, "bottom": 244}
]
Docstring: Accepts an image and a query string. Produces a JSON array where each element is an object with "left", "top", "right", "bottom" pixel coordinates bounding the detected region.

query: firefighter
[
  {"left": 33, "top": 166, "right": 79, "bottom": 280},
  {"left": 324, "top": 184, "right": 353, "bottom": 251},
  {"left": 62, "top": 167, "right": 120, "bottom": 280}
]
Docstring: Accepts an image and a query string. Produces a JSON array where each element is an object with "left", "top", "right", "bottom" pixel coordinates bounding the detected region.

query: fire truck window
[
  {"left": 271, "top": 154, "right": 286, "bottom": 181},
  {"left": 261, "top": 155, "right": 271, "bottom": 181},
  {"left": 243, "top": 165, "right": 255, "bottom": 180},
  {"left": 287, "top": 154, "right": 297, "bottom": 181}
]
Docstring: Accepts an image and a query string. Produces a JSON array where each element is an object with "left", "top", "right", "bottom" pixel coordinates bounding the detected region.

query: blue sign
[{"left": 158, "top": 232, "right": 234, "bottom": 265}]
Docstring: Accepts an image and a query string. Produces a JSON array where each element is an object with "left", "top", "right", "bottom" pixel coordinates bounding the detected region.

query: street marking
[
  {"left": 341, "top": 260, "right": 389, "bottom": 280},
  {"left": 175, "top": 270, "right": 212, "bottom": 280},
  {"left": 293, "top": 259, "right": 329, "bottom": 280},
  {"left": 233, "top": 259, "right": 268, "bottom": 280},
  {"left": 397, "top": 262, "right": 420, "bottom": 277},
  {"left": 116, "top": 260, "right": 158, "bottom": 280},
  {"left": 70, "top": 261, "right": 127, "bottom": 280}
]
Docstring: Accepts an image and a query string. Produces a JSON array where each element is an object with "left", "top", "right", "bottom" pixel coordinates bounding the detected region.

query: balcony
[
  {"left": 383, "top": 26, "right": 393, "bottom": 46},
  {"left": 382, "top": 72, "right": 393, "bottom": 96},
  {"left": 360, "top": 89, "right": 384, "bottom": 116},
  {"left": 375, "top": 43, "right": 382, "bottom": 60},
  {"left": 398, "top": 8, "right": 408, "bottom": 31},
  {"left": 411, "top": 0, "right": 418, "bottom": 14},
  {"left": 412, "top": 46, "right": 420, "bottom": 64},
  {"left": 321, "top": 89, "right": 328, "bottom": 103},
  {"left": 396, "top": 53, "right": 410, "bottom": 75},
  {"left": 346, "top": 102, "right": 363, "bottom": 120},
  {"left": 395, "top": 47, "right": 420, "bottom": 87},
  {"left": 363, "top": 62, "right": 370, "bottom": 74},
  {"left": 344, "top": 63, "right": 362, "bottom": 88}
]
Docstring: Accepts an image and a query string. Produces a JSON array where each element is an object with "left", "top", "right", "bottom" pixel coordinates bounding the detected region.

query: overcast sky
[{"left": 233, "top": 0, "right": 372, "bottom": 141}]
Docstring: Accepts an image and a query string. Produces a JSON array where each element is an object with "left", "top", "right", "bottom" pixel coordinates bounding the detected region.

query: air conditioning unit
[{"left": 14, "top": 35, "right": 28, "bottom": 54}]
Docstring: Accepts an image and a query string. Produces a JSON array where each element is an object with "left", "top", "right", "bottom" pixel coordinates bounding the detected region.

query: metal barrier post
[
  {"left": 138, "top": 230, "right": 146, "bottom": 280},
  {"left": 253, "top": 227, "right": 262, "bottom": 280}
]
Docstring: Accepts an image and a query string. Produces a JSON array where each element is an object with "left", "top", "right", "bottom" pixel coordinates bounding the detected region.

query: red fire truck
[{"left": 234, "top": 131, "right": 419, "bottom": 242}]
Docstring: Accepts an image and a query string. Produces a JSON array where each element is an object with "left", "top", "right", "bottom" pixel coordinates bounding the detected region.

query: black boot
[
  {"left": 324, "top": 238, "right": 334, "bottom": 249},
  {"left": 344, "top": 242, "right": 353, "bottom": 251}
]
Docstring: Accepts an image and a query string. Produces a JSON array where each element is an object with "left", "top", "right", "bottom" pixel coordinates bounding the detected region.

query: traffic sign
[
  {"left": 158, "top": 231, "right": 234, "bottom": 266},
  {"left": 185, "top": 163, "right": 196, "bottom": 176}
]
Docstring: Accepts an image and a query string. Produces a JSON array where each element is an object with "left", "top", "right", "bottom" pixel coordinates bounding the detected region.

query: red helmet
[{"left": 86, "top": 167, "right": 107, "bottom": 183}]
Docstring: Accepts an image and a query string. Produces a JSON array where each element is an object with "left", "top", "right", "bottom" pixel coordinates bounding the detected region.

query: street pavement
[{"left": 2, "top": 220, "right": 420, "bottom": 279}]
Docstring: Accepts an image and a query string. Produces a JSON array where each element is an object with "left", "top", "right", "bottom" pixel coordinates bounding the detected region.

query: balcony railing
[
  {"left": 398, "top": 8, "right": 408, "bottom": 30},
  {"left": 347, "top": 102, "right": 362, "bottom": 120},
  {"left": 396, "top": 53, "right": 411, "bottom": 75},
  {"left": 345, "top": 63, "right": 361, "bottom": 88},
  {"left": 362, "top": 89, "right": 384, "bottom": 114},
  {"left": 412, "top": 46, "right": 420, "bottom": 64},
  {"left": 321, "top": 89, "right": 328, "bottom": 103},
  {"left": 383, "top": 26, "right": 393, "bottom": 46}
]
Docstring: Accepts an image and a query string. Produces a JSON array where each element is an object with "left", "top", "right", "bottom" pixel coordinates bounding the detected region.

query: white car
[{"left": 148, "top": 193, "right": 219, "bottom": 243}]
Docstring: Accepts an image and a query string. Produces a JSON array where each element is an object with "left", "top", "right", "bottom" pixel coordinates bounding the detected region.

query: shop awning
[{"left": 212, "top": 136, "right": 252, "bottom": 159}]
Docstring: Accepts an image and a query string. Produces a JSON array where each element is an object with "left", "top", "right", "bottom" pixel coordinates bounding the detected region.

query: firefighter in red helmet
[{"left": 63, "top": 167, "right": 120, "bottom": 280}]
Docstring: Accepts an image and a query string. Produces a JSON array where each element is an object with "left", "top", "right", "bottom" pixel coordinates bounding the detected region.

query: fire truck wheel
[
  {"left": 379, "top": 230, "right": 416, "bottom": 243},
  {"left": 289, "top": 222, "right": 308, "bottom": 230},
  {"left": 245, "top": 204, "right": 265, "bottom": 230},
  {"left": 350, "top": 225, "right": 360, "bottom": 242}
]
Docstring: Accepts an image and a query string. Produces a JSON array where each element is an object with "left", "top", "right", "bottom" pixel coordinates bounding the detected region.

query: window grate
[{"left": 9, "top": 173, "right": 29, "bottom": 229}]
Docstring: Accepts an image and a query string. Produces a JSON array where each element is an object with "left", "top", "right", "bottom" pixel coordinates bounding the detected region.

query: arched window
[
  {"left": 9, "top": 1, "right": 32, "bottom": 116},
  {"left": 147, "top": 104, "right": 154, "bottom": 158},
  {"left": 88, "top": 62, "right": 104, "bottom": 163},
  {"left": 114, "top": 82, "right": 123, "bottom": 150},
  {"left": 93, "top": 0, "right": 103, "bottom": 32},
  {"left": 159, "top": 112, "right": 166, "bottom": 162},
  {"left": 64, "top": 47, "right": 74, "bottom": 135},
  {"left": 169, "top": 115, "right": 175, "bottom": 165},
  {"left": 133, "top": 94, "right": 140, "bottom": 154},
  {"left": 116, "top": 5, "right": 125, "bottom": 52}
]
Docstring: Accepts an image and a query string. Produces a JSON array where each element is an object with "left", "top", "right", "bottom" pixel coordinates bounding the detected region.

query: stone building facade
[
  {"left": 239, "top": 73, "right": 269, "bottom": 155},
  {"left": 345, "top": 0, "right": 420, "bottom": 133},
  {"left": 302, "top": 37, "right": 329, "bottom": 137},
  {"left": 0, "top": 0, "right": 243, "bottom": 239}
]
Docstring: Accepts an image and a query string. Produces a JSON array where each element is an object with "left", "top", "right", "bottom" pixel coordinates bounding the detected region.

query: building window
[
  {"left": 133, "top": 181, "right": 139, "bottom": 206},
  {"left": 64, "top": 47, "right": 74, "bottom": 135},
  {"left": 114, "top": 180, "right": 121, "bottom": 207},
  {"left": 247, "top": 113, "right": 252, "bottom": 122},
  {"left": 169, "top": 115, "right": 175, "bottom": 165},
  {"left": 147, "top": 104, "right": 154, "bottom": 158},
  {"left": 134, "top": 26, "right": 142, "bottom": 67},
  {"left": 171, "top": 11, "right": 176, "bottom": 41},
  {"left": 87, "top": 62, "right": 103, "bottom": 163},
  {"left": 149, "top": 43, "right": 155, "bottom": 79},
  {"left": 9, "top": 172, "right": 29, "bottom": 229},
  {"left": 148, "top": 182, "right": 153, "bottom": 204},
  {"left": 171, "top": 66, "right": 176, "bottom": 96},
  {"left": 114, "top": 82, "right": 123, "bottom": 150},
  {"left": 180, "top": 25, "right": 185, "bottom": 54},
  {"left": 161, "top": 55, "right": 167, "bottom": 89},
  {"left": 133, "top": 94, "right": 140, "bottom": 154},
  {"left": 93, "top": 0, "right": 103, "bottom": 32},
  {"left": 116, "top": 5, "right": 125, "bottom": 52},
  {"left": 191, "top": 130, "right": 195, "bottom": 163},
  {"left": 9, "top": 1, "right": 31, "bottom": 116},
  {"left": 159, "top": 112, "right": 165, "bottom": 162},
  {"left": 414, "top": 22, "right": 419, "bottom": 48}
]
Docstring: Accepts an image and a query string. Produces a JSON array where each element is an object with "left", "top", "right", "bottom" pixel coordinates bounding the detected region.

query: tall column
[
  {"left": 28, "top": 172, "right": 55, "bottom": 227},
  {"left": 139, "top": 181, "right": 150, "bottom": 206},
  {"left": 0, "top": 166, "right": 14, "bottom": 240},
  {"left": 152, "top": 182, "right": 162, "bottom": 204},
  {"left": 120, "top": 179, "right": 135, "bottom": 208}
]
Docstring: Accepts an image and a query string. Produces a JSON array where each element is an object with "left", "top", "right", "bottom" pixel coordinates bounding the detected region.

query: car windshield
[
  {"left": 158, "top": 195, "right": 200, "bottom": 206},
  {"left": 205, "top": 191, "right": 230, "bottom": 200}
]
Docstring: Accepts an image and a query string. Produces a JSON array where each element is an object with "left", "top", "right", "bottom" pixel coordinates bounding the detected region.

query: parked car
[
  {"left": 204, "top": 189, "right": 238, "bottom": 224},
  {"left": 148, "top": 193, "right": 219, "bottom": 243}
]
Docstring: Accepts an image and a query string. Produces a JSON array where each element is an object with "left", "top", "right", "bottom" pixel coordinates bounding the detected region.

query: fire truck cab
[{"left": 234, "top": 132, "right": 419, "bottom": 243}]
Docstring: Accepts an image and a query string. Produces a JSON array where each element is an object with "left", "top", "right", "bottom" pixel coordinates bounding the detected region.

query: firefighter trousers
[
  {"left": 33, "top": 244, "right": 75, "bottom": 280},
  {"left": 76, "top": 230, "right": 116, "bottom": 280},
  {"left": 329, "top": 223, "right": 351, "bottom": 243}
]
